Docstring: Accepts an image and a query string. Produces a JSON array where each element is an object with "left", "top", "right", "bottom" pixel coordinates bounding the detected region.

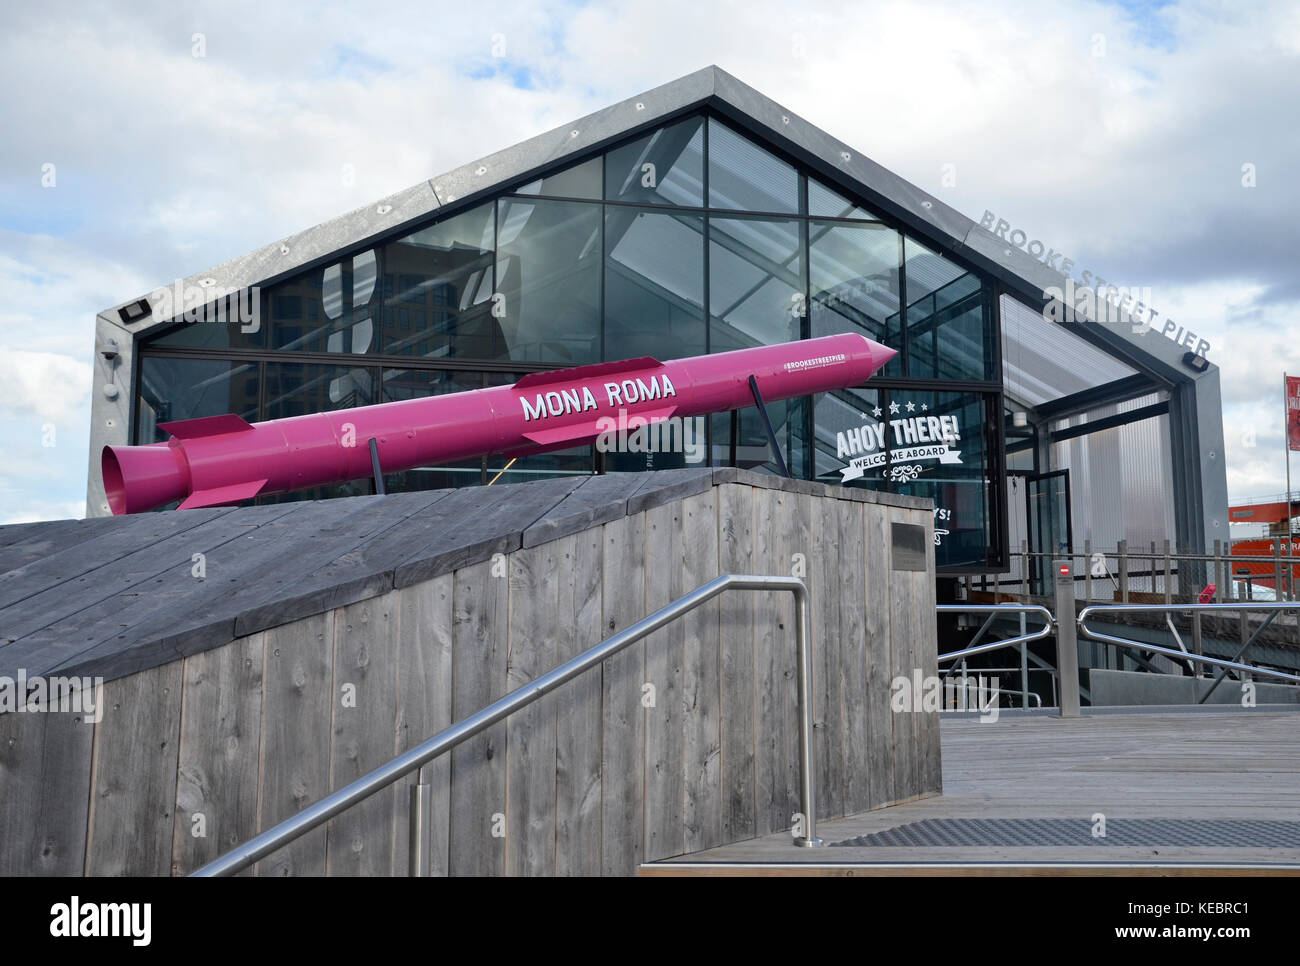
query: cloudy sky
[{"left": 2, "top": 0, "right": 1297, "bottom": 524}]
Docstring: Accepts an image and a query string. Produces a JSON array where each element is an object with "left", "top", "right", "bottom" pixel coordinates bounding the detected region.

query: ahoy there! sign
[{"left": 836, "top": 406, "right": 963, "bottom": 482}]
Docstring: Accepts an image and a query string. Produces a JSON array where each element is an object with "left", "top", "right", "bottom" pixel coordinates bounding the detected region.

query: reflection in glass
[
  {"left": 709, "top": 217, "right": 802, "bottom": 352},
  {"left": 884, "top": 389, "right": 991, "bottom": 569},
  {"left": 809, "top": 221, "right": 903, "bottom": 376},
  {"left": 604, "top": 208, "right": 705, "bottom": 361},
  {"left": 708, "top": 118, "right": 799, "bottom": 213},
  {"left": 381, "top": 203, "right": 497, "bottom": 359},
  {"left": 516, "top": 157, "right": 602, "bottom": 200},
  {"left": 812, "top": 386, "right": 886, "bottom": 489},
  {"left": 605, "top": 116, "right": 704, "bottom": 207},
  {"left": 137, "top": 357, "right": 260, "bottom": 443},
  {"left": 710, "top": 397, "right": 810, "bottom": 479},
  {"left": 497, "top": 198, "right": 601, "bottom": 364},
  {"left": 904, "top": 238, "right": 994, "bottom": 381}
]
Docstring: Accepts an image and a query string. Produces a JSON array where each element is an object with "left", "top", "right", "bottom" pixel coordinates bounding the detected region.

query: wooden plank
[
  {"left": 837, "top": 499, "right": 871, "bottom": 816},
  {"left": 864, "top": 502, "right": 894, "bottom": 809},
  {"left": 810, "top": 493, "right": 843, "bottom": 821},
  {"left": 554, "top": 531, "right": 604, "bottom": 875},
  {"left": 256, "top": 612, "right": 334, "bottom": 876},
  {"left": 394, "top": 477, "right": 585, "bottom": 589},
  {"left": 641, "top": 501, "right": 684, "bottom": 862},
  {"left": 751, "top": 486, "right": 789, "bottom": 837},
  {"left": 448, "top": 558, "right": 509, "bottom": 876},
  {"left": 85, "top": 661, "right": 184, "bottom": 875},
  {"left": 916, "top": 509, "right": 942, "bottom": 797},
  {"left": 171, "top": 632, "right": 265, "bottom": 876},
  {"left": 390, "top": 573, "right": 454, "bottom": 876},
  {"left": 888, "top": 505, "right": 920, "bottom": 805},
  {"left": 0, "top": 702, "right": 95, "bottom": 876},
  {"left": 600, "top": 513, "right": 646, "bottom": 876},
  {"left": 504, "top": 542, "right": 560, "bottom": 876},
  {"left": 521, "top": 472, "right": 651, "bottom": 549},
  {"left": 716, "top": 483, "right": 756, "bottom": 845},
  {"left": 681, "top": 490, "right": 723, "bottom": 853},
  {"left": 326, "top": 596, "right": 399, "bottom": 876}
]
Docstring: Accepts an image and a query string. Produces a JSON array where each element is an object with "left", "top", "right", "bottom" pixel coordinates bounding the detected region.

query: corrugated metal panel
[{"left": 1051, "top": 410, "right": 1176, "bottom": 552}]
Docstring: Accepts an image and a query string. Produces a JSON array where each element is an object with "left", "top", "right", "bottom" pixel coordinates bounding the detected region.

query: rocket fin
[
  {"left": 514, "top": 357, "right": 662, "bottom": 389},
  {"left": 177, "top": 478, "right": 268, "bottom": 510},
  {"left": 521, "top": 406, "right": 679, "bottom": 447},
  {"left": 158, "top": 413, "right": 256, "bottom": 439}
]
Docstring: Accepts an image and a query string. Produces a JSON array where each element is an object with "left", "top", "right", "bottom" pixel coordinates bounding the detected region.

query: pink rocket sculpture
[{"left": 102, "top": 334, "right": 897, "bottom": 514}]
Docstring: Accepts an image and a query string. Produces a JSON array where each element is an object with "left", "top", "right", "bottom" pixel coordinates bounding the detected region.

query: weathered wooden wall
[{"left": 0, "top": 476, "right": 938, "bottom": 876}]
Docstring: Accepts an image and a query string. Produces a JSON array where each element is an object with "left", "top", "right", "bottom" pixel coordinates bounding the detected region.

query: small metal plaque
[{"left": 891, "top": 522, "right": 927, "bottom": 572}]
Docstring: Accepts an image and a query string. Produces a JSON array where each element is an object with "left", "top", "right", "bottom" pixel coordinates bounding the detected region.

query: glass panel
[
  {"left": 515, "top": 157, "right": 602, "bottom": 200},
  {"left": 144, "top": 287, "right": 266, "bottom": 349},
  {"left": 809, "top": 221, "right": 903, "bottom": 377},
  {"left": 707, "top": 118, "right": 798, "bottom": 213},
  {"left": 709, "top": 217, "right": 802, "bottom": 353},
  {"left": 379, "top": 202, "right": 498, "bottom": 359},
  {"left": 884, "top": 389, "right": 992, "bottom": 569},
  {"left": 1028, "top": 472, "right": 1071, "bottom": 592},
  {"left": 487, "top": 445, "right": 595, "bottom": 485},
  {"left": 136, "top": 357, "right": 260, "bottom": 443},
  {"left": 605, "top": 116, "right": 705, "bottom": 207},
  {"left": 604, "top": 208, "right": 705, "bottom": 361},
  {"left": 808, "top": 177, "right": 877, "bottom": 220},
  {"left": 812, "top": 386, "right": 887, "bottom": 489},
  {"left": 496, "top": 198, "right": 602, "bottom": 364},
  {"left": 904, "top": 238, "right": 995, "bottom": 381},
  {"left": 267, "top": 249, "right": 379, "bottom": 353},
  {"left": 710, "top": 397, "right": 811, "bottom": 479}
]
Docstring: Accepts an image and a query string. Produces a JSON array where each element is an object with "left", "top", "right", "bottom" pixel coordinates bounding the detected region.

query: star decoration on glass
[
  {"left": 921, "top": 403, "right": 928, "bottom": 411},
  {"left": 888, "top": 401, "right": 901, "bottom": 415},
  {"left": 906, "top": 401, "right": 916, "bottom": 412},
  {"left": 872, "top": 406, "right": 883, "bottom": 418}
]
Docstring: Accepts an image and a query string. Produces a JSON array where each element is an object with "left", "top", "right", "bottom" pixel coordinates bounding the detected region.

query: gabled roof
[{"left": 97, "top": 65, "right": 1209, "bottom": 388}]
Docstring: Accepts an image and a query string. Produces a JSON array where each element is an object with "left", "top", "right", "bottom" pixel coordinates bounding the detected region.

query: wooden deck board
[{"left": 644, "top": 710, "right": 1300, "bottom": 870}]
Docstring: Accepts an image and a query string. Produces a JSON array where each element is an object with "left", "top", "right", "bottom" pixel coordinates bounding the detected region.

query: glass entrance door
[{"left": 1027, "top": 470, "right": 1072, "bottom": 594}]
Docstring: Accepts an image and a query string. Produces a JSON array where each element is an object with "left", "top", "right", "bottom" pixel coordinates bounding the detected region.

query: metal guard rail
[
  {"left": 192, "top": 573, "right": 822, "bottom": 877},
  {"left": 936, "top": 604, "right": 1055, "bottom": 662},
  {"left": 1078, "top": 602, "right": 1300, "bottom": 686}
]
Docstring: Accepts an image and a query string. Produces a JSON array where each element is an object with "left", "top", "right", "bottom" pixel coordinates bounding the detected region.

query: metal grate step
[{"left": 830, "top": 818, "right": 1300, "bottom": 849}]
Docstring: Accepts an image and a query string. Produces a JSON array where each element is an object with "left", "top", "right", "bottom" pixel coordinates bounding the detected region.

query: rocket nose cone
[{"left": 102, "top": 444, "right": 189, "bottom": 514}]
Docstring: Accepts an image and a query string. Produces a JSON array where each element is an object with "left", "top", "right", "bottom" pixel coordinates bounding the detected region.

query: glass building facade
[{"left": 133, "top": 112, "right": 1006, "bottom": 571}]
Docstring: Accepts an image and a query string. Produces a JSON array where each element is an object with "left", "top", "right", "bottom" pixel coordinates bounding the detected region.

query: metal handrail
[
  {"left": 936, "top": 604, "right": 1054, "bottom": 662},
  {"left": 1078, "top": 603, "right": 1300, "bottom": 686},
  {"left": 192, "top": 573, "right": 822, "bottom": 877}
]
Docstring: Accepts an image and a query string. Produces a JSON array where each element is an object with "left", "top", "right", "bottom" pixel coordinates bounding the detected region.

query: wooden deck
[{"left": 641, "top": 708, "right": 1300, "bottom": 875}]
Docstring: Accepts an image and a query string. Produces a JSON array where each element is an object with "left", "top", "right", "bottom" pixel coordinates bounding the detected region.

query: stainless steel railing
[
  {"left": 192, "top": 573, "right": 822, "bottom": 877},
  {"left": 936, "top": 604, "right": 1054, "bottom": 662},
  {"left": 1078, "top": 602, "right": 1300, "bottom": 692}
]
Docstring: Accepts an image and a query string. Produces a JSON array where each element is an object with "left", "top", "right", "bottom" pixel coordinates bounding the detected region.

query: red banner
[{"left": 1289, "top": 376, "right": 1300, "bottom": 452}]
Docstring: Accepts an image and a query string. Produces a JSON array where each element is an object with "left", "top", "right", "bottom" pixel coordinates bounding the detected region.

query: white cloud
[{"left": 2, "top": 0, "right": 1298, "bottom": 521}]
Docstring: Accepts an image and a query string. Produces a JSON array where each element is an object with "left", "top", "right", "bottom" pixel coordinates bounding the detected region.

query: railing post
[
  {"left": 793, "top": 583, "right": 822, "bottom": 847},
  {"left": 1084, "top": 538, "right": 1093, "bottom": 603},
  {"left": 1118, "top": 540, "right": 1129, "bottom": 603},
  {"left": 408, "top": 783, "right": 427, "bottom": 877},
  {"left": 1053, "top": 558, "right": 1081, "bottom": 717},
  {"left": 1019, "top": 611, "right": 1029, "bottom": 709},
  {"left": 1021, "top": 539, "right": 1029, "bottom": 598},
  {"left": 1170, "top": 535, "right": 1180, "bottom": 603}
]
